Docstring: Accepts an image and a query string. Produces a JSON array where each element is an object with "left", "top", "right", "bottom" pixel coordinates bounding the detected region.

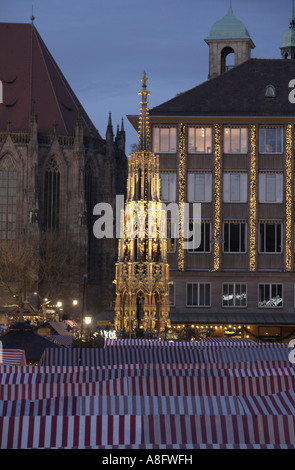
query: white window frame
[
  {"left": 187, "top": 172, "right": 212, "bottom": 202},
  {"left": 160, "top": 171, "right": 177, "bottom": 202},
  {"left": 153, "top": 126, "right": 177, "bottom": 153},
  {"left": 188, "top": 126, "right": 212, "bottom": 153},
  {"left": 223, "top": 221, "right": 247, "bottom": 253},
  {"left": 223, "top": 127, "right": 248, "bottom": 154},
  {"left": 258, "top": 222, "right": 282, "bottom": 254},
  {"left": 223, "top": 172, "right": 248, "bottom": 203},
  {"left": 259, "top": 127, "right": 283, "bottom": 154},
  {"left": 259, "top": 173, "right": 283, "bottom": 203},
  {"left": 222, "top": 283, "right": 247, "bottom": 308},
  {"left": 168, "top": 282, "right": 175, "bottom": 307},
  {"left": 186, "top": 282, "right": 211, "bottom": 307},
  {"left": 167, "top": 219, "right": 177, "bottom": 253},
  {"left": 187, "top": 220, "right": 211, "bottom": 253},
  {"left": 258, "top": 283, "right": 283, "bottom": 308}
]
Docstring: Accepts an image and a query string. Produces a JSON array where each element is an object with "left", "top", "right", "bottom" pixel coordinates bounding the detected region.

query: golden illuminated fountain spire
[
  {"left": 138, "top": 71, "right": 150, "bottom": 151},
  {"left": 114, "top": 72, "right": 170, "bottom": 339}
]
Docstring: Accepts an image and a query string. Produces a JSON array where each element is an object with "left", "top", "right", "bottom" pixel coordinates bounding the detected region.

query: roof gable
[{"left": 0, "top": 23, "right": 101, "bottom": 138}]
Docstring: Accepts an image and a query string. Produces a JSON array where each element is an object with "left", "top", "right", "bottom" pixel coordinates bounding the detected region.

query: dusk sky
[{"left": 2, "top": 0, "right": 293, "bottom": 153}]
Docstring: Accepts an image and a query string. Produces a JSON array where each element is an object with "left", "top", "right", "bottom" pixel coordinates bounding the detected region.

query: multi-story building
[
  {"left": 0, "top": 21, "right": 127, "bottom": 316},
  {"left": 128, "top": 3, "right": 295, "bottom": 341}
]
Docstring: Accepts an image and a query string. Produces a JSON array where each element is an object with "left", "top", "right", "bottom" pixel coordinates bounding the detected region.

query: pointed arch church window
[
  {"left": 0, "top": 154, "right": 17, "bottom": 239},
  {"left": 44, "top": 158, "right": 60, "bottom": 231}
]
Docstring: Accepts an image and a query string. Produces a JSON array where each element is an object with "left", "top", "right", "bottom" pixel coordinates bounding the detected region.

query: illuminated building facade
[{"left": 128, "top": 4, "right": 295, "bottom": 341}]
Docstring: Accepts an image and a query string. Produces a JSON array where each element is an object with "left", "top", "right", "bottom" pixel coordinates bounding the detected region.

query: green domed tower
[
  {"left": 281, "top": 0, "right": 295, "bottom": 59},
  {"left": 205, "top": 1, "right": 255, "bottom": 79}
]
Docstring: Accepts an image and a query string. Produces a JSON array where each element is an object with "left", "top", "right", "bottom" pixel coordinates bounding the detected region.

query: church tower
[
  {"left": 281, "top": 0, "right": 295, "bottom": 59},
  {"left": 114, "top": 73, "right": 170, "bottom": 338},
  {"left": 205, "top": 1, "right": 255, "bottom": 79}
]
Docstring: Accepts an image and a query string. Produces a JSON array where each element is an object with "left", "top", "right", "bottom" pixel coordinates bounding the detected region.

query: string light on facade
[
  {"left": 286, "top": 124, "right": 293, "bottom": 272},
  {"left": 213, "top": 124, "right": 221, "bottom": 272},
  {"left": 249, "top": 125, "right": 257, "bottom": 272},
  {"left": 178, "top": 123, "right": 186, "bottom": 271}
]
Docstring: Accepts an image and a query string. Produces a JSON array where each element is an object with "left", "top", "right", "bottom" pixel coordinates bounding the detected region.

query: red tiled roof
[{"left": 0, "top": 22, "right": 101, "bottom": 138}]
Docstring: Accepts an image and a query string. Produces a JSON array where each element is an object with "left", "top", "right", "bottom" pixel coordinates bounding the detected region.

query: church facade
[
  {"left": 0, "top": 22, "right": 127, "bottom": 316},
  {"left": 128, "top": 3, "right": 295, "bottom": 341}
]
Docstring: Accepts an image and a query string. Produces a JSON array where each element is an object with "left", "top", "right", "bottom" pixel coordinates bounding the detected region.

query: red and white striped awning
[
  {"left": 1, "top": 414, "right": 295, "bottom": 448},
  {"left": 0, "top": 350, "right": 26, "bottom": 366},
  {"left": 39, "top": 344, "right": 291, "bottom": 367},
  {"left": 0, "top": 341, "right": 295, "bottom": 449}
]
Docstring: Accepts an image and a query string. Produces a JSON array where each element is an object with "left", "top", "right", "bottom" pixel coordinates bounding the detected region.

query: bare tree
[
  {"left": 0, "top": 238, "right": 39, "bottom": 303},
  {"left": 37, "top": 231, "right": 86, "bottom": 304}
]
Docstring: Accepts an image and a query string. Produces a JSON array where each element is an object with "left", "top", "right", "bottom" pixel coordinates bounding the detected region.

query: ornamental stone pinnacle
[
  {"left": 114, "top": 73, "right": 171, "bottom": 338},
  {"left": 138, "top": 71, "right": 151, "bottom": 152}
]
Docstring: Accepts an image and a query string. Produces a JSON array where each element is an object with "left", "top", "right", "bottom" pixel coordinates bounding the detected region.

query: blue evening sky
[{"left": 1, "top": 0, "right": 293, "bottom": 153}]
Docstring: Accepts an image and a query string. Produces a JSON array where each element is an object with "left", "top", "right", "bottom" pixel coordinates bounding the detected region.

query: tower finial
[
  {"left": 138, "top": 71, "right": 150, "bottom": 151},
  {"left": 30, "top": 5, "right": 35, "bottom": 24},
  {"left": 290, "top": 0, "right": 295, "bottom": 26}
]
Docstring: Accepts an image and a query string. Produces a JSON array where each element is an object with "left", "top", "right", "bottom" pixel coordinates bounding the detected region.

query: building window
[
  {"left": 160, "top": 172, "right": 176, "bottom": 202},
  {"left": 167, "top": 219, "right": 176, "bottom": 253},
  {"left": 259, "top": 128, "right": 283, "bottom": 153},
  {"left": 223, "top": 222, "right": 246, "bottom": 253},
  {"left": 44, "top": 158, "right": 60, "bottom": 231},
  {"left": 187, "top": 221, "right": 211, "bottom": 253},
  {"left": 259, "top": 222, "right": 282, "bottom": 253},
  {"left": 223, "top": 173, "right": 247, "bottom": 203},
  {"left": 153, "top": 126, "right": 177, "bottom": 153},
  {"left": 222, "top": 283, "right": 247, "bottom": 307},
  {"left": 259, "top": 173, "right": 283, "bottom": 203},
  {"left": 264, "top": 85, "right": 276, "bottom": 98},
  {"left": 188, "top": 127, "right": 212, "bottom": 153},
  {"left": 0, "top": 155, "right": 17, "bottom": 240},
  {"left": 258, "top": 284, "right": 283, "bottom": 308},
  {"left": 224, "top": 127, "right": 247, "bottom": 153},
  {"left": 187, "top": 172, "right": 212, "bottom": 202},
  {"left": 168, "top": 282, "right": 175, "bottom": 307},
  {"left": 187, "top": 283, "right": 211, "bottom": 307}
]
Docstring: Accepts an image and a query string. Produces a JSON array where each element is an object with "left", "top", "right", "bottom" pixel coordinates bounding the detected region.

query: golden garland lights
[
  {"left": 285, "top": 124, "right": 293, "bottom": 272},
  {"left": 178, "top": 123, "right": 186, "bottom": 271},
  {"left": 249, "top": 125, "right": 257, "bottom": 272},
  {"left": 213, "top": 124, "right": 221, "bottom": 271}
]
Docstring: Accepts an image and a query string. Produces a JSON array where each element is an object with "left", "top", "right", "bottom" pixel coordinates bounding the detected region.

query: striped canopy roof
[{"left": 0, "top": 339, "right": 294, "bottom": 449}]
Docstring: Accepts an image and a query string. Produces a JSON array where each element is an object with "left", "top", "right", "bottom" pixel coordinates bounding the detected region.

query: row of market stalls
[{"left": 0, "top": 338, "right": 295, "bottom": 448}]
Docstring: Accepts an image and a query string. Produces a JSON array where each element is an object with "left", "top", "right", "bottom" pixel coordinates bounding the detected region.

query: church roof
[
  {"left": 148, "top": 59, "right": 295, "bottom": 118},
  {"left": 205, "top": 4, "right": 251, "bottom": 40},
  {"left": 0, "top": 22, "right": 101, "bottom": 138}
]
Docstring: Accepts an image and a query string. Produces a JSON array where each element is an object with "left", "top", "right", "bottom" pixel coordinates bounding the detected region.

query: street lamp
[
  {"left": 57, "top": 301, "right": 63, "bottom": 321},
  {"left": 80, "top": 274, "right": 88, "bottom": 351}
]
